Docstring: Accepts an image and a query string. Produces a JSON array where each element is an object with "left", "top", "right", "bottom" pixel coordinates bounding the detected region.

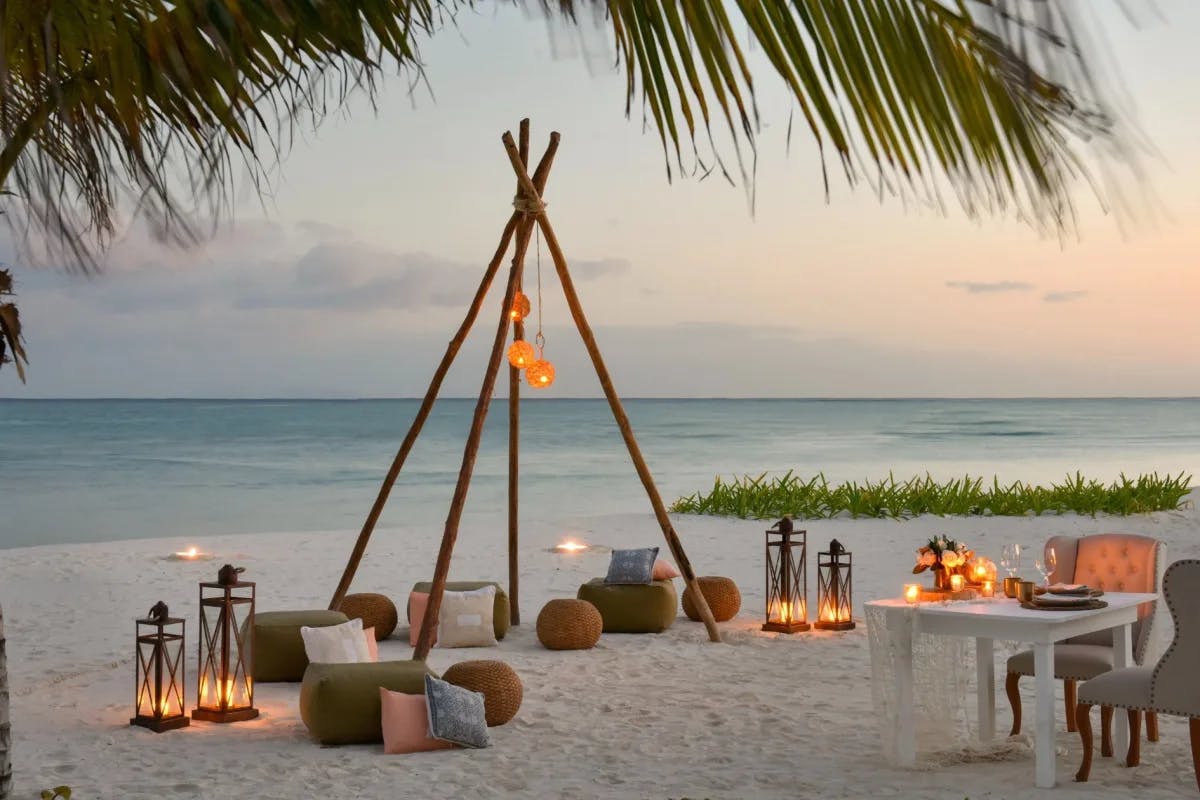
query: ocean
[{"left": 1, "top": 398, "right": 1197, "bottom": 549}]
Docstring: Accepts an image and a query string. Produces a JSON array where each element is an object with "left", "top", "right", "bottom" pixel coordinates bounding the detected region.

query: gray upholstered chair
[
  {"left": 1075, "top": 559, "right": 1200, "bottom": 789},
  {"left": 1006, "top": 533, "right": 1164, "bottom": 737}
]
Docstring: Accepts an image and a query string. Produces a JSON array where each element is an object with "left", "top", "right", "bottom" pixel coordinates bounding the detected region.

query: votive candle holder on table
[
  {"left": 904, "top": 583, "right": 921, "bottom": 604},
  {"left": 949, "top": 574, "right": 965, "bottom": 592},
  {"left": 981, "top": 580, "right": 995, "bottom": 598}
]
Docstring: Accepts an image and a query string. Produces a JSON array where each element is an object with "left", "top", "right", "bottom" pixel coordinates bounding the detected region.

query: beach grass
[{"left": 669, "top": 471, "right": 1194, "bottom": 520}]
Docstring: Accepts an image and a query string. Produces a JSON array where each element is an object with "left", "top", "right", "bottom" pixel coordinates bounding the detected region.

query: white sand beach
[{"left": 3, "top": 497, "right": 1198, "bottom": 799}]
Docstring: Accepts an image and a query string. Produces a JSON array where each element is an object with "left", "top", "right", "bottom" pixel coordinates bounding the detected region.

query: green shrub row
[{"left": 669, "top": 470, "right": 1194, "bottom": 519}]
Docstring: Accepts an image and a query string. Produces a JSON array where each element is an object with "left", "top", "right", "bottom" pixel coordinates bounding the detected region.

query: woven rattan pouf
[
  {"left": 340, "top": 593, "right": 398, "bottom": 641},
  {"left": 682, "top": 576, "right": 741, "bottom": 622},
  {"left": 441, "top": 660, "right": 523, "bottom": 726},
  {"left": 536, "top": 599, "right": 603, "bottom": 650}
]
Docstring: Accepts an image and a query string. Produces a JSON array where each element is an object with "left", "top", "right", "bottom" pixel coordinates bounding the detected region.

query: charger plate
[{"left": 1020, "top": 598, "right": 1108, "bottom": 611}]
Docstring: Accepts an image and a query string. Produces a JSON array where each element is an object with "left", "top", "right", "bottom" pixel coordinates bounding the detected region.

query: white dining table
[{"left": 866, "top": 592, "right": 1157, "bottom": 788}]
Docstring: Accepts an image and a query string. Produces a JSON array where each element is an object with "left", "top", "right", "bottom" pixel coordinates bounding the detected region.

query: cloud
[
  {"left": 570, "top": 257, "right": 631, "bottom": 280},
  {"left": 945, "top": 280, "right": 1035, "bottom": 294},
  {"left": 1043, "top": 290, "right": 1088, "bottom": 303}
]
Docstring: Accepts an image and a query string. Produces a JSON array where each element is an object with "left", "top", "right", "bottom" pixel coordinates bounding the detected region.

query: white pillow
[
  {"left": 300, "top": 618, "right": 373, "bottom": 664},
  {"left": 437, "top": 586, "right": 497, "bottom": 648}
]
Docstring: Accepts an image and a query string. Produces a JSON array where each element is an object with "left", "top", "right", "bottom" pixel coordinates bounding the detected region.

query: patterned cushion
[
  {"left": 425, "top": 674, "right": 491, "bottom": 749},
  {"left": 605, "top": 547, "right": 659, "bottom": 585}
]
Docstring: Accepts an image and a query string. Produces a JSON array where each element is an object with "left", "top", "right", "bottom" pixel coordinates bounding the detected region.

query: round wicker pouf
[
  {"left": 682, "top": 576, "right": 741, "bottom": 622},
  {"left": 536, "top": 599, "right": 602, "bottom": 651},
  {"left": 340, "top": 592, "right": 398, "bottom": 641},
  {"left": 441, "top": 660, "right": 523, "bottom": 727}
]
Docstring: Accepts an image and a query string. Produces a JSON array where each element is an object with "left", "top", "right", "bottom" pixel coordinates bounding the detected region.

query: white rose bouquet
[{"left": 912, "top": 536, "right": 973, "bottom": 577}]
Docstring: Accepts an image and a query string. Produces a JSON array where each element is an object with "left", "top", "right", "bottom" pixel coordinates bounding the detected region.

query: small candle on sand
[
  {"left": 981, "top": 580, "right": 995, "bottom": 598},
  {"left": 904, "top": 584, "right": 921, "bottom": 604},
  {"left": 554, "top": 539, "right": 589, "bottom": 554},
  {"left": 949, "top": 574, "right": 965, "bottom": 592}
]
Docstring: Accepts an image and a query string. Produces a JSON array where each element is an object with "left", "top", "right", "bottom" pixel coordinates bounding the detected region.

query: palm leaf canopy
[{"left": 0, "top": 0, "right": 1134, "bottom": 272}]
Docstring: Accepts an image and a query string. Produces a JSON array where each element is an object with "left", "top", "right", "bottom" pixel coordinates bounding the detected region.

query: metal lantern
[
  {"left": 131, "top": 601, "right": 189, "bottom": 732},
  {"left": 763, "top": 519, "right": 809, "bottom": 633},
  {"left": 193, "top": 564, "right": 258, "bottom": 723},
  {"left": 815, "top": 539, "right": 855, "bottom": 631}
]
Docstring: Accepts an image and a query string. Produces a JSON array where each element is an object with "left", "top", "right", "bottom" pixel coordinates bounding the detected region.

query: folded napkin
[{"left": 1047, "top": 583, "right": 1088, "bottom": 593}]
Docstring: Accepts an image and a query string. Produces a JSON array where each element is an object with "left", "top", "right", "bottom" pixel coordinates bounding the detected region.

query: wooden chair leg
[
  {"left": 1126, "top": 709, "right": 1142, "bottom": 767},
  {"left": 1076, "top": 702, "right": 1094, "bottom": 782},
  {"left": 1065, "top": 678, "right": 1078, "bottom": 733},
  {"left": 1101, "top": 705, "right": 1114, "bottom": 757},
  {"left": 1190, "top": 718, "right": 1200, "bottom": 792},
  {"left": 1146, "top": 711, "right": 1159, "bottom": 742},
  {"left": 1006, "top": 672, "right": 1022, "bottom": 736}
]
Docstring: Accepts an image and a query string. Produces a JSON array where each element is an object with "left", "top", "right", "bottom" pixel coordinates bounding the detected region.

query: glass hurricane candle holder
[{"left": 949, "top": 574, "right": 966, "bottom": 592}]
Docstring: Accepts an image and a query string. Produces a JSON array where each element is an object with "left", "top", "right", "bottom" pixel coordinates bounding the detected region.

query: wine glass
[
  {"left": 1001, "top": 543, "right": 1022, "bottom": 577},
  {"left": 1035, "top": 546, "right": 1057, "bottom": 587}
]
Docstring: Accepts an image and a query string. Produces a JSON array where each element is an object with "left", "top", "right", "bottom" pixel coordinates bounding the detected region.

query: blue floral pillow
[
  {"left": 425, "top": 674, "right": 491, "bottom": 749},
  {"left": 604, "top": 547, "right": 660, "bottom": 585}
]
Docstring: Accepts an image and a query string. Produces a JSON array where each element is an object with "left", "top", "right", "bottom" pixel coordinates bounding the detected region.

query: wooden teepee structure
[{"left": 328, "top": 119, "right": 720, "bottom": 659}]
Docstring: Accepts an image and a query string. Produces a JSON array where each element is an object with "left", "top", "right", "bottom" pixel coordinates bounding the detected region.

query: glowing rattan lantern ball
[
  {"left": 507, "top": 340, "right": 536, "bottom": 369},
  {"left": 510, "top": 292, "right": 531, "bottom": 322},
  {"left": 526, "top": 359, "right": 555, "bottom": 389}
]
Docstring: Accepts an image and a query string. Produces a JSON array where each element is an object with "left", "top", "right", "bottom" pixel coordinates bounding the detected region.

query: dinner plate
[
  {"left": 1048, "top": 585, "right": 1092, "bottom": 595},
  {"left": 1032, "top": 594, "right": 1096, "bottom": 607}
]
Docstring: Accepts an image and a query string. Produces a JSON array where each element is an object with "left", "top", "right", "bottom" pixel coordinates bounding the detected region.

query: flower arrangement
[{"left": 913, "top": 536, "right": 975, "bottom": 589}]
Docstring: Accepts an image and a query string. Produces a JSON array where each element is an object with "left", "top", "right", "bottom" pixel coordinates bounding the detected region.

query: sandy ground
[{"left": 2, "top": 494, "right": 1197, "bottom": 799}]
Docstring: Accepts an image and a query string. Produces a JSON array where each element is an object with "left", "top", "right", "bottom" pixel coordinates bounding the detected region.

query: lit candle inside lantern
[
  {"left": 974, "top": 564, "right": 988, "bottom": 582},
  {"left": 949, "top": 574, "right": 966, "bottom": 592},
  {"left": 904, "top": 583, "right": 921, "bottom": 604},
  {"left": 981, "top": 580, "right": 995, "bottom": 598},
  {"left": 770, "top": 599, "right": 805, "bottom": 624}
]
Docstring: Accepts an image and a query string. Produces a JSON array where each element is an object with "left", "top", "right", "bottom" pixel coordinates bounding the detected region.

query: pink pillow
[
  {"left": 363, "top": 628, "right": 378, "bottom": 662},
  {"left": 408, "top": 591, "right": 438, "bottom": 648},
  {"left": 379, "top": 688, "right": 454, "bottom": 754},
  {"left": 652, "top": 559, "right": 681, "bottom": 580}
]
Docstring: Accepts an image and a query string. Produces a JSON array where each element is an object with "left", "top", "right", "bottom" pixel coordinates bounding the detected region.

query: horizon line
[{"left": 3, "top": 395, "right": 1199, "bottom": 402}]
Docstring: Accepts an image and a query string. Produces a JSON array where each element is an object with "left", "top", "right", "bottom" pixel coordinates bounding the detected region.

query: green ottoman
[
  {"left": 254, "top": 609, "right": 349, "bottom": 683},
  {"left": 577, "top": 578, "right": 677, "bottom": 633},
  {"left": 409, "top": 581, "right": 510, "bottom": 641},
  {"left": 299, "top": 660, "right": 436, "bottom": 745}
]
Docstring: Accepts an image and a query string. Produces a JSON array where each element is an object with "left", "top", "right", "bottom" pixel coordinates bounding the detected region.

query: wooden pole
[
  {"left": 508, "top": 119, "right": 530, "bottom": 626},
  {"left": 500, "top": 133, "right": 723, "bottom": 643},
  {"left": 328, "top": 133, "right": 560, "bottom": 611},
  {"left": 413, "top": 183, "right": 535, "bottom": 661}
]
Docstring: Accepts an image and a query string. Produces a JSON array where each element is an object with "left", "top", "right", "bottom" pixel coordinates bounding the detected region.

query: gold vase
[{"left": 933, "top": 568, "right": 952, "bottom": 591}]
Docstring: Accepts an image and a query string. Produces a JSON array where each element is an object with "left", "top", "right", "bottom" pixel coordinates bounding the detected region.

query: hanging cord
[{"left": 534, "top": 225, "right": 545, "bottom": 355}]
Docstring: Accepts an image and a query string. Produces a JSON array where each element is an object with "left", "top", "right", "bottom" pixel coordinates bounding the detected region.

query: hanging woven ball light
[
  {"left": 509, "top": 292, "right": 531, "bottom": 322},
  {"left": 507, "top": 340, "right": 536, "bottom": 369},
  {"left": 526, "top": 359, "right": 556, "bottom": 389}
]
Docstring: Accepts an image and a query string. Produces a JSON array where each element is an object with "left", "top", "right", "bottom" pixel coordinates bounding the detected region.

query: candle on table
[
  {"left": 981, "top": 580, "right": 995, "bottom": 598},
  {"left": 904, "top": 584, "right": 921, "bottom": 604},
  {"left": 949, "top": 574, "right": 965, "bottom": 592}
]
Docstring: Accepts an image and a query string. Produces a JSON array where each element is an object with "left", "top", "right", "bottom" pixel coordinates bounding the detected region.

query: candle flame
[
  {"left": 769, "top": 599, "right": 805, "bottom": 624},
  {"left": 554, "top": 539, "right": 588, "bottom": 553}
]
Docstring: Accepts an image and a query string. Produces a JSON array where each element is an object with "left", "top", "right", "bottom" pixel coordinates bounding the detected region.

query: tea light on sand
[
  {"left": 169, "top": 546, "right": 213, "bottom": 561},
  {"left": 949, "top": 574, "right": 965, "bottom": 592},
  {"left": 904, "top": 584, "right": 921, "bottom": 604},
  {"left": 554, "top": 539, "right": 589, "bottom": 554}
]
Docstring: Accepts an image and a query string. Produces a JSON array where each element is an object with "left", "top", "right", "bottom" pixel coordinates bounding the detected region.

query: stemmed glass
[
  {"left": 1035, "top": 547, "right": 1057, "bottom": 588},
  {"left": 1001, "top": 543, "right": 1022, "bottom": 577}
]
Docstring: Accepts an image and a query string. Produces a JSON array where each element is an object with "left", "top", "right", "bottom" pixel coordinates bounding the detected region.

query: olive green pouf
[
  {"left": 299, "top": 660, "right": 436, "bottom": 745},
  {"left": 409, "top": 581, "right": 510, "bottom": 641},
  {"left": 254, "top": 609, "right": 349, "bottom": 683},
  {"left": 576, "top": 578, "right": 677, "bottom": 634}
]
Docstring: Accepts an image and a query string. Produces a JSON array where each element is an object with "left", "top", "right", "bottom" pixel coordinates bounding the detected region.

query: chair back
[
  {"left": 1150, "top": 560, "right": 1200, "bottom": 716},
  {"left": 1048, "top": 533, "right": 1163, "bottom": 663}
]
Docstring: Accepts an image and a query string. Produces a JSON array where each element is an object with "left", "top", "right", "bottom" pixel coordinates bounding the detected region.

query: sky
[{"left": 2, "top": 2, "right": 1198, "bottom": 399}]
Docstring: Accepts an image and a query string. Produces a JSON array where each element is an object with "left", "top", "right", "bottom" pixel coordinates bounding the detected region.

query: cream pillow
[
  {"left": 300, "top": 618, "right": 372, "bottom": 664},
  {"left": 437, "top": 586, "right": 497, "bottom": 648}
]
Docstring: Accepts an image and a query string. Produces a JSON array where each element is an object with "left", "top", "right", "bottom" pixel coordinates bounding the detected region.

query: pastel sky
[{"left": 2, "top": 2, "right": 1198, "bottom": 398}]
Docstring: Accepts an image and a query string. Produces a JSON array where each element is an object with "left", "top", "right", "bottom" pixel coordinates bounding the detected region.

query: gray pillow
[
  {"left": 425, "top": 674, "right": 491, "bottom": 749},
  {"left": 604, "top": 546, "right": 659, "bottom": 585}
]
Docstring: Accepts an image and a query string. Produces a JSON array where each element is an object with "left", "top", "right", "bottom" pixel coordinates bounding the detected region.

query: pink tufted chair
[
  {"left": 1075, "top": 559, "right": 1200, "bottom": 788},
  {"left": 1006, "top": 533, "right": 1164, "bottom": 738}
]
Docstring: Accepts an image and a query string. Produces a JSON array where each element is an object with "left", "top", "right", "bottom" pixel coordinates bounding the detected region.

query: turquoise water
[{"left": 1, "top": 398, "right": 1197, "bottom": 548}]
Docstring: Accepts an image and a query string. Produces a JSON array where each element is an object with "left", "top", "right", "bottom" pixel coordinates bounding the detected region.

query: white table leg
[
  {"left": 976, "top": 637, "right": 995, "bottom": 742},
  {"left": 894, "top": 617, "right": 917, "bottom": 766},
  {"left": 1034, "top": 642, "right": 1056, "bottom": 788},
  {"left": 1112, "top": 623, "right": 1133, "bottom": 758}
]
